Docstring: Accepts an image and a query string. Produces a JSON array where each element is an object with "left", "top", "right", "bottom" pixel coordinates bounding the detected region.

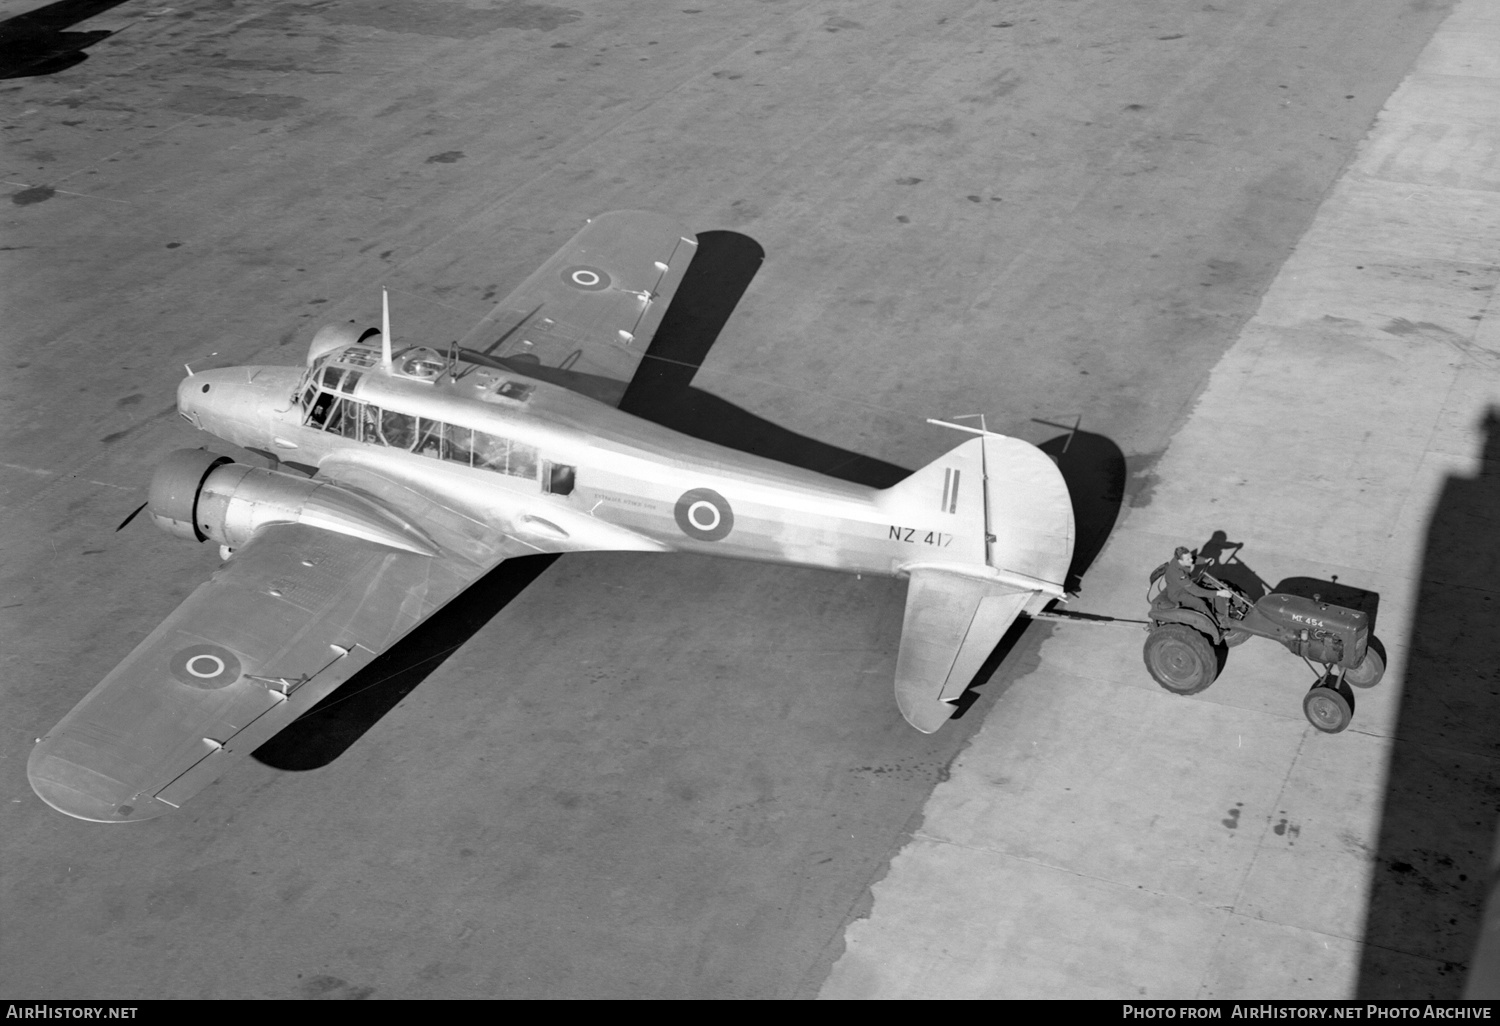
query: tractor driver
[{"left": 1165, "top": 546, "right": 1234, "bottom": 623}]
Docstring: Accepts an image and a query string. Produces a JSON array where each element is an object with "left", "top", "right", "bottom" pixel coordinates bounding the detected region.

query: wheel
[
  {"left": 1223, "top": 627, "right": 1251, "bottom": 648},
  {"left": 1303, "top": 682, "right": 1353, "bottom": 733},
  {"left": 1344, "top": 646, "right": 1385, "bottom": 689},
  {"left": 1143, "top": 623, "right": 1220, "bottom": 695}
]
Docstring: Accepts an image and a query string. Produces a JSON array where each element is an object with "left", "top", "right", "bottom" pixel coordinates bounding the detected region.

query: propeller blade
[{"left": 115, "top": 501, "right": 147, "bottom": 532}]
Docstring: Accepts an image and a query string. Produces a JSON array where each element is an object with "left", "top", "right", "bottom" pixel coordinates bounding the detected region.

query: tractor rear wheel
[
  {"left": 1304, "top": 681, "right": 1354, "bottom": 733},
  {"left": 1143, "top": 624, "right": 1219, "bottom": 695},
  {"left": 1344, "top": 648, "right": 1385, "bottom": 689}
]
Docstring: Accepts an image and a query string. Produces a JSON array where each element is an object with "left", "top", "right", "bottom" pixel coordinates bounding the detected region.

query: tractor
[{"left": 1143, "top": 562, "right": 1385, "bottom": 733}]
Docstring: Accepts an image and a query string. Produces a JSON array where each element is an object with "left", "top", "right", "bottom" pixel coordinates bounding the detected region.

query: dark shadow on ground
[
  {"left": 950, "top": 427, "right": 1126, "bottom": 720},
  {"left": 256, "top": 229, "right": 917, "bottom": 768},
  {"left": 0, "top": 0, "right": 131, "bottom": 79},
  {"left": 621, "top": 231, "right": 908, "bottom": 487},
  {"left": 253, "top": 553, "right": 561, "bottom": 769},
  {"left": 1038, "top": 428, "right": 1126, "bottom": 595},
  {"left": 1358, "top": 408, "right": 1500, "bottom": 998},
  {"left": 1197, "top": 530, "right": 1274, "bottom": 599}
]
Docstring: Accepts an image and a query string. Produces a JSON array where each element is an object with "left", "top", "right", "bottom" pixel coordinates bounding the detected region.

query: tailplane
[{"left": 880, "top": 432, "right": 1074, "bottom": 732}]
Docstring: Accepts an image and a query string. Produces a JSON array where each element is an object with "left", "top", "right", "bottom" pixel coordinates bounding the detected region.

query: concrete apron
[{"left": 821, "top": 0, "right": 1500, "bottom": 1001}]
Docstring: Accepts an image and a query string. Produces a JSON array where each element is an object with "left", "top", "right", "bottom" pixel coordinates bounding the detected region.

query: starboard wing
[
  {"left": 893, "top": 568, "right": 1035, "bottom": 733},
  {"left": 28, "top": 521, "right": 533, "bottom": 822},
  {"left": 456, "top": 210, "right": 698, "bottom": 408}
]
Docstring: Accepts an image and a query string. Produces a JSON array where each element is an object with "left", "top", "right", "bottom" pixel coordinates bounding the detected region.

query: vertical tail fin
[
  {"left": 883, "top": 432, "right": 1075, "bottom": 731},
  {"left": 876, "top": 433, "right": 1075, "bottom": 589},
  {"left": 980, "top": 433, "right": 1074, "bottom": 592},
  {"left": 874, "top": 436, "right": 990, "bottom": 568}
]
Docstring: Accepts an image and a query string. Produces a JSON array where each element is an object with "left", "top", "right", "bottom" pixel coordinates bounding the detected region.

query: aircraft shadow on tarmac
[
  {"left": 1357, "top": 408, "right": 1500, "bottom": 999},
  {"left": 256, "top": 231, "right": 910, "bottom": 769},
  {"left": 0, "top": 0, "right": 131, "bottom": 79}
]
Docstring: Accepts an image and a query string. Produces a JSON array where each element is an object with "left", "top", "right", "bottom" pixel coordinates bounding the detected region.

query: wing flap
[
  {"left": 28, "top": 523, "right": 523, "bottom": 822},
  {"left": 893, "top": 568, "right": 1034, "bottom": 733}
]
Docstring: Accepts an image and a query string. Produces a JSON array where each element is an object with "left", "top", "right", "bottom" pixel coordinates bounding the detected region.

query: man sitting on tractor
[{"left": 1164, "top": 545, "right": 1234, "bottom": 625}]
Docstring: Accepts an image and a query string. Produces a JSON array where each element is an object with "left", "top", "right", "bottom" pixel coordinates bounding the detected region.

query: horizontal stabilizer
[{"left": 894, "top": 567, "right": 1032, "bottom": 733}]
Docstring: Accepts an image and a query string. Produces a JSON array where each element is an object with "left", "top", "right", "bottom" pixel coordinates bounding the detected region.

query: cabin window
[
  {"left": 303, "top": 398, "right": 542, "bottom": 481},
  {"left": 497, "top": 380, "right": 534, "bottom": 402},
  {"left": 473, "top": 432, "right": 537, "bottom": 479},
  {"left": 510, "top": 441, "right": 537, "bottom": 479},
  {"left": 333, "top": 401, "right": 359, "bottom": 439},
  {"left": 443, "top": 424, "right": 476, "bottom": 468},
  {"left": 359, "top": 404, "right": 381, "bottom": 443},
  {"left": 545, "top": 463, "right": 576, "bottom": 496},
  {"left": 413, "top": 417, "right": 443, "bottom": 459},
  {"left": 473, "top": 432, "right": 509, "bottom": 473},
  {"left": 379, "top": 409, "right": 415, "bottom": 450},
  {"left": 333, "top": 402, "right": 355, "bottom": 438}
]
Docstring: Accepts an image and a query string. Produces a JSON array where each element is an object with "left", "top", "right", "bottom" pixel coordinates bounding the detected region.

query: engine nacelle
[
  {"left": 307, "top": 322, "right": 366, "bottom": 367},
  {"left": 148, "top": 448, "right": 233, "bottom": 542},
  {"left": 147, "top": 449, "right": 438, "bottom": 556}
]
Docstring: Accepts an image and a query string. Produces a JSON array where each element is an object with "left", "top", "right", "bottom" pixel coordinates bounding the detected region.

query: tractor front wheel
[
  {"left": 1344, "top": 648, "right": 1385, "bottom": 689},
  {"left": 1304, "top": 681, "right": 1354, "bottom": 734},
  {"left": 1143, "top": 624, "right": 1220, "bottom": 695}
]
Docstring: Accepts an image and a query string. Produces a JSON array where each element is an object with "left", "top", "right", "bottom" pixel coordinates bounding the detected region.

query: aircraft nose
[
  {"left": 28, "top": 742, "right": 169, "bottom": 823},
  {"left": 176, "top": 376, "right": 199, "bottom": 424}
]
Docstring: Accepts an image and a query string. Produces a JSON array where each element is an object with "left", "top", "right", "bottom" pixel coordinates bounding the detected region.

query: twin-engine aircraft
[{"left": 28, "top": 211, "right": 1075, "bottom": 822}]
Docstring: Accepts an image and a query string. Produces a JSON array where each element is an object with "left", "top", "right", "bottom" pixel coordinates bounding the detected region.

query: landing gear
[
  {"left": 1303, "top": 678, "right": 1355, "bottom": 733},
  {"left": 1143, "top": 624, "right": 1220, "bottom": 695}
]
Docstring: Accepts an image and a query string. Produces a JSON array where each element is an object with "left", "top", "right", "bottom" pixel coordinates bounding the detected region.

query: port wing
[{"left": 27, "top": 521, "right": 536, "bottom": 822}]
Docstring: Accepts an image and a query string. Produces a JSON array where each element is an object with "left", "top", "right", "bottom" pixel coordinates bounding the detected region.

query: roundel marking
[
  {"left": 170, "top": 643, "right": 242, "bottom": 690},
  {"left": 674, "top": 488, "right": 734, "bottom": 542},
  {"left": 561, "top": 265, "right": 611, "bottom": 291}
]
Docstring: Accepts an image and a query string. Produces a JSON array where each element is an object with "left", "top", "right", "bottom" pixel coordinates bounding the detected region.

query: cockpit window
[
  {"left": 321, "top": 366, "right": 346, "bottom": 392},
  {"left": 329, "top": 398, "right": 358, "bottom": 439},
  {"left": 306, "top": 391, "right": 336, "bottom": 428}
]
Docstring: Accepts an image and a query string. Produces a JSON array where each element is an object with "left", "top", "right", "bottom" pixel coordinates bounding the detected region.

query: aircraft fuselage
[{"left": 176, "top": 343, "right": 975, "bottom": 578}]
